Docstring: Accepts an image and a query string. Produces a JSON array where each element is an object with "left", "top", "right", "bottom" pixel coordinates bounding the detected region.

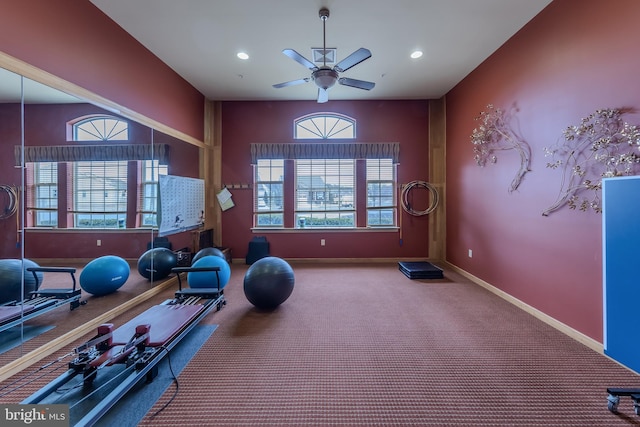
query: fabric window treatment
[
  {"left": 15, "top": 143, "right": 169, "bottom": 165},
  {"left": 250, "top": 142, "right": 399, "bottom": 164}
]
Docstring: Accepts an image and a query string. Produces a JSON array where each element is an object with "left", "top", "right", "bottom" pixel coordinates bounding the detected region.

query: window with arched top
[
  {"left": 28, "top": 114, "right": 166, "bottom": 229},
  {"left": 294, "top": 113, "right": 355, "bottom": 139},
  {"left": 253, "top": 112, "right": 398, "bottom": 230},
  {"left": 73, "top": 115, "right": 129, "bottom": 141}
]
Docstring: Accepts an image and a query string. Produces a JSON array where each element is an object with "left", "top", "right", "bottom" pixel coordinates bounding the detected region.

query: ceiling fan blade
[
  {"left": 338, "top": 78, "right": 375, "bottom": 91},
  {"left": 282, "top": 49, "right": 318, "bottom": 71},
  {"left": 273, "top": 78, "right": 310, "bottom": 89},
  {"left": 334, "top": 48, "right": 371, "bottom": 73},
  {"left": 317, "top": 88, "right": 329, "bottom": 103}
]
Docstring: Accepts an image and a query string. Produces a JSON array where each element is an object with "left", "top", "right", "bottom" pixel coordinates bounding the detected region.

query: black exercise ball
[
  {"left": 0, "top": 259, "right": 43, "bottom": 304},
  {"left": 243, "top": 256, "right": 295, "bottom": 310},
  {"left": 192, "top": 247, "right": 226, "bottom": 265},
  {"left": 137, "top": 247, "right": 177, "bottom": 280}
]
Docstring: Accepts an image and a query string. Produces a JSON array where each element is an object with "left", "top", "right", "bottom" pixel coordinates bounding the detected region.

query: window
[
  {"left": 74, "top": 161, "right": 128, "bottom": 228},
  {"left": 254, "top": 159, "right": 284, "bottom": 227},
  {"left": 367, "top": 159, "right": 396, "bottom": 226},
  {"left": 74, "top": 116, "right": 128, "bottom": 141},
  {"left": 27, "top": 115, "right": 166, "bottom": 230},
  {"left": 33, "top": 162, "right": 58, "bottom": 227},
  {"left": 295, "top": 159, "right": 355, "bottom": 228},
  {"left": 140, "top": 160, "right": 168, "bottom": 227},
  {"left": 252, "top": 114, "right": 399, "bottom": 230},
  {"left": 294, "top": 113, "right": 355, "bottom": 139}
]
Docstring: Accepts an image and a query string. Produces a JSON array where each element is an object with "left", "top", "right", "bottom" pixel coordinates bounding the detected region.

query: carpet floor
[{"left": 130, "top": 262, "right": 640, "bottom": 427}]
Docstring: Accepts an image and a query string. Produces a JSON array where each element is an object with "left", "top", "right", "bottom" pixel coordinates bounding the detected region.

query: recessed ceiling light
[
  {"left": 237, "top": 52, "right": 249, "bottom": 60},
  {"left": 410, "top": 50, "right": 423, "bottom": 59}
]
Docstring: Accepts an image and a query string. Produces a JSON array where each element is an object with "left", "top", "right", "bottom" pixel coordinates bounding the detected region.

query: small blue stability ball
[
  {"left": 188, "top": 255, "right": 231, "bottom": 289},
  {"left": 80, "top": 255, "right": 130, "bottom": 296},
  {"left": 243, "top": 257, "right": 295, "bottom": 310}
]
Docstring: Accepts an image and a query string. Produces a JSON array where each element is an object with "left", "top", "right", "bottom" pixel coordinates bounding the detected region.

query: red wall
[
  {"left": 220, "top": 100, "right": 432, "bottom": 260},
  {"left": 445, "top": 0, "right": 640, "bottom": 342},
  {"left": 0, "top": 0, "right": 204, "bottom": 141},
  {"left": 0, "top": 1, "right": 205, "bottom": 260}
]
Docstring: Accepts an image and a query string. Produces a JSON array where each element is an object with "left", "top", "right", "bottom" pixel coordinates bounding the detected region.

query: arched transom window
[
  {"left": 294, "top": 113, "right": 355, "bottom": 139},
  {"left": 73, "top": 115, "right": 129, "bottom": 141}
]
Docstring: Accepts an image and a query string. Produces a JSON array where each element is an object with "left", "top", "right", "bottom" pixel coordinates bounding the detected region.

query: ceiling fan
[{"left": 273, "top": 7, "right": 375, "bottom": 103}]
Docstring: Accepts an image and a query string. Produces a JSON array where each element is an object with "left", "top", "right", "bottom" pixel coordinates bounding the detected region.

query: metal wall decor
[
  {"left": 470, "top": 104, "right": 531, "bottom": 193},
  {"left": 543, "top": 108, "right": 640, "bottom": 216}
]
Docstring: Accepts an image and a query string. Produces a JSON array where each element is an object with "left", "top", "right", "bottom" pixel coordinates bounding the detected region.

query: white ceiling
[{"left": 89, "top": 0, "right": 552, "bottom": 103}]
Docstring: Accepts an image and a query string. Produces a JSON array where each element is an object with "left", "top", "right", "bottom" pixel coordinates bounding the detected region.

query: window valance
[
  {"left": 250, "top": 142, "right": 399, "bottom": 164},
  {"left": 15, "top": 143, "right": 169, "bottom": 165}
]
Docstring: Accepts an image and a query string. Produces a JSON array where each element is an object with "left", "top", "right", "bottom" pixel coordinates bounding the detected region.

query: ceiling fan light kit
[{"left": 273, "top": 7, "right": 375, "bottom": 103}]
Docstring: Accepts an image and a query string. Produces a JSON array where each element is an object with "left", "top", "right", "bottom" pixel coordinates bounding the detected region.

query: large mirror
[{"left": 0, "top": 66, "right": 201, "bottom": 373}]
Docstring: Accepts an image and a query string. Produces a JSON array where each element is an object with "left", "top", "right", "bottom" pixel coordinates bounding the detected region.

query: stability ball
[
  {"left": 188, "top": 255, "right": 231, "bottom": 289},
  {"left": 243, "top": 257, "right": 295, "bottom": 310},
  {"left": 137, "top": 247, "right": 177, "bottom": 280},
  {"left": 192, "top": 247, "right": 226, "bottom": 265},
  {"left": 80, "top": 255, "right": 130, "bottom": 296},
  {"left": 0, "top": 259, "right": 43, "bottom": 304}
]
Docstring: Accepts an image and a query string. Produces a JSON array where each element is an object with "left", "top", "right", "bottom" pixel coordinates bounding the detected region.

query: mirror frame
[{"left": 0, "top": 51, "right": 208, "bottom": 382}]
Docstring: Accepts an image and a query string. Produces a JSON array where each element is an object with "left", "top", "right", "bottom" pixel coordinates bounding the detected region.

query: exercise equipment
[
  {"left": 243, "top": 256, "right": 295, "bottom": 309},
  {"left": 80, "top": 256, "right": 130, "bottom": 296},
  {"left": 192, "top": 247, "right": 226, "bottom": 264},
  {"left": 0, "top": 266, "right": 83, "bottom": 334},
  {"left": 607, "top": 388, "right": 640, "bottom": 416},
  {"left": 137, "top": 247, "right": 177, "bottom": 281},
  {"left": 398, "top": 261, "right": 444, "bottom": 280},
  {"left": 0, "top": 259, "right": 43, "bottom": 304},
  {"left": 400, "top": 180, "right": 439, "bottom": 216},
  {"left": 21, "top": 267, "right": 225, "bottom": 426},
  {"left": 188, "top": 255, "right": 230, "bottom": 289},
  {"left": 246, "top": 236, "right": 270, "bottom": 265}
]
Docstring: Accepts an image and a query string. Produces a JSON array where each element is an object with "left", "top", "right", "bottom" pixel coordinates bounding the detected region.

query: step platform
[{"left": 398, "top": 261, "right": 444, "bottom": 280}]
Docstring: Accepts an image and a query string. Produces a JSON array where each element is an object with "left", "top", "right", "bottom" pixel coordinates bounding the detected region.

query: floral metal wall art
[
  {"left": 471, "top": 104, "right": 531, "bottom": 193},
  {"left": 543, "top": 108, "right": 640, "bottom": 216}
]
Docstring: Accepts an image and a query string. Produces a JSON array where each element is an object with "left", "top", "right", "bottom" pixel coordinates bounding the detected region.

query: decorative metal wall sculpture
[
  {"left": 543, "top": 108, "right": 640, "bottom": 216},
  {"left": 471, "top": 104, "right": 531, "bottom": 193}
]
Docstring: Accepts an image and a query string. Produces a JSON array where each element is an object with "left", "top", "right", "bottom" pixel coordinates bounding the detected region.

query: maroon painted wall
[
  {"left": 220, "top": 100, "right": 432, "bottom": 260},
  {"left": 0, "top": 0, "right": 204, "bottom": 141},
  {"left": 445, "top": 0, "right": 640, "bottom": 342},
  {"left": 0, "top": 1, "right": 204, "bottom": 260},
  {"left": 0, "top": 104, "right": 22, "bottom": 257}
]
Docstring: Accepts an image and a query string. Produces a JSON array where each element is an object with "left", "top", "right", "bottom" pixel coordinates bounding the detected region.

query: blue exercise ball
[
  {"left": 243, "top": 257, "right": 295, "bottom": 310},
  {"left": 0, "top": 259, "right": 43, "bottom": 304},
  {"left": 137, "top": 247, "right": 177, "bottom": 280},
  {"left": 187, "top": 255, "right": 231, "bottom": 289},
  {"left": 80, "top": 255, "right": 130, "bottom": 296},
  {"left": 192, "top": 247, "right": 226, "bottom": 265}
]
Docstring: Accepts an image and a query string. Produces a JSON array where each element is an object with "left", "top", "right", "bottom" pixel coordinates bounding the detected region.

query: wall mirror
[{"left": 0, "top": 64, "right": 198, "bottom": 376}]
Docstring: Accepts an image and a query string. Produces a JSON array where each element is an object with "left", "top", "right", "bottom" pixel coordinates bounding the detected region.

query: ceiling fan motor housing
[{"left": 313, "top": 67, "right": 339, "bottom": 89}]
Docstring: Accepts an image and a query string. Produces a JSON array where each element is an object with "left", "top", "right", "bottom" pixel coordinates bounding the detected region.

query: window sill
[
  {"left": 25, "top": 227, "right": 156, "bottom": 233},
  {"left": 251, "top": 227, "right": 399, "bottom": 233}
]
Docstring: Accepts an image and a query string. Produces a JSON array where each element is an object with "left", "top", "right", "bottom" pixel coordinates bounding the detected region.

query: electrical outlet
[
  {"left": 468, "top": 249, "right": 472, "bottom": 258},
  {"left": 321, "top": 239, "right": 326, "bottom": 246},
  {"left": 97, "top": 239, "right": 102, "bottom": 246}
]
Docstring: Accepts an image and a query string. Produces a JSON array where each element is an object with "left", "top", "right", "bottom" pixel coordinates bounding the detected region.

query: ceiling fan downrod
[{"left": 319, "top": 8, "right": 329, "bottom": 67}]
